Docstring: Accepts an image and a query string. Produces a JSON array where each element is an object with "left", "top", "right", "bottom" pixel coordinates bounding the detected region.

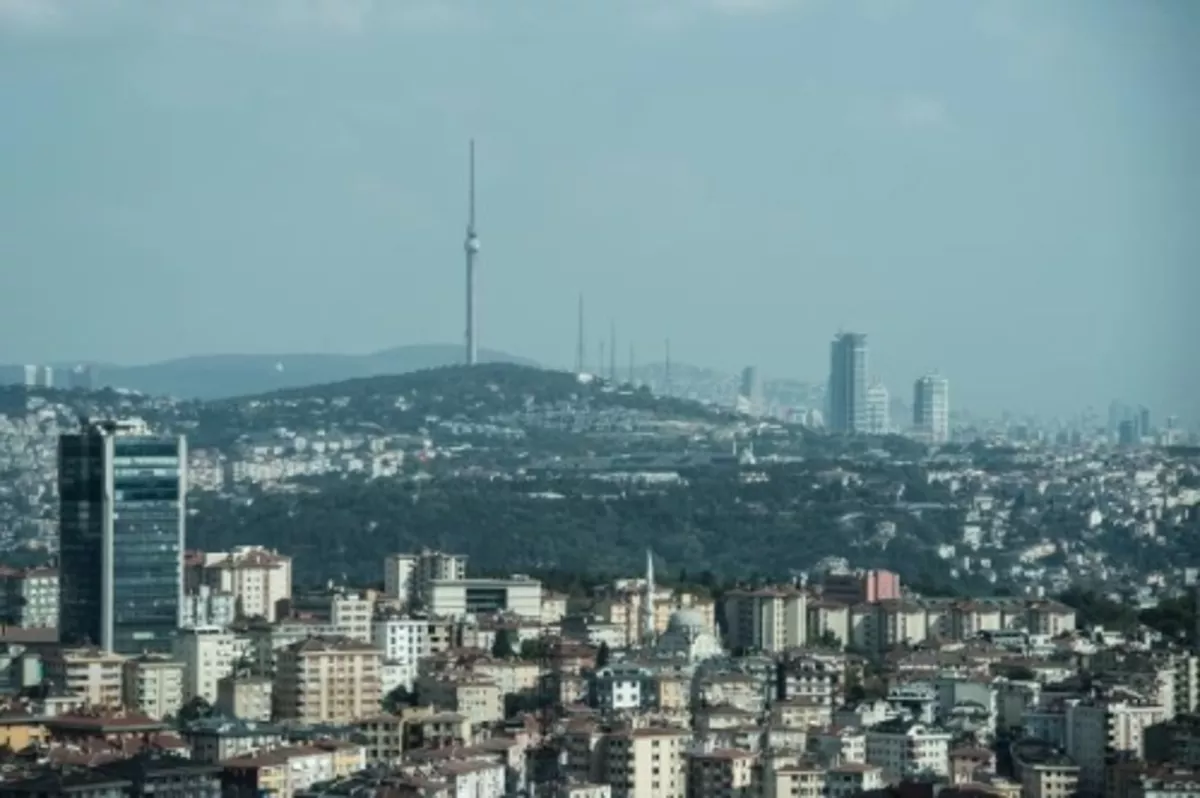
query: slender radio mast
[
  {"left": 464, "top": 140, "right": 481, "bottom": 366},
  {"left": 628, "top": 342, "right": 635, "bottom": 385},
  {"left": 609, "top": 320, "right": 617, "bottom": 382},
  {"left": 664, "top": 338, "right": 672, "bottom": 396},
  {"left": 575, "top": 293, "right": 585, "bottom": 374},
  {"left": 598, "top": 340, "right": 606, "bottom": 381}
]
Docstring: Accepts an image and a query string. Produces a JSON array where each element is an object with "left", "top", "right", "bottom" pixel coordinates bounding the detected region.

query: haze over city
[{"left": 0, "top": 0, "right": 1196, "bottom": 418}]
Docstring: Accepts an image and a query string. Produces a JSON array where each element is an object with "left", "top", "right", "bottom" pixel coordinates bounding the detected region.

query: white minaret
[{"left": 642, "top": 549, "right": 656, "bottom": 645}]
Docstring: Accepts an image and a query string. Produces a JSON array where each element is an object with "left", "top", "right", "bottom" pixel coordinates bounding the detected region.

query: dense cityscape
[
  {"left": 0, "top": 347, "right": 1194, "bottom": 798},
  {"left": 1, "top": 2, "right": 1195, "bottom": 797}
]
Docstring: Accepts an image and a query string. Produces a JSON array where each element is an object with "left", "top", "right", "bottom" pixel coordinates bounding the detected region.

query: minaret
[
  {"left": 464, "top": 140, "right": 481, "bottom": 366},
  {"left": 642, "top": 549, "right": 656, "bottom": 645}
]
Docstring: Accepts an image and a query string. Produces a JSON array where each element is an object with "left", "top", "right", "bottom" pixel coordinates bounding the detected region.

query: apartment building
[
  {"left": 762, "top": 754, "right": 826, "bottom": 798},
  {"left": 179, "top": 584, "right": 237, "bottom": 629},
  {"left": 690, "top": 749, "right": 757, "bottom": 798},
  {"left": 605, "top": 727, "right": 689, "bottom": 798},
  {"left": 384, "top": 550, "right": 467, "bottom": 606},
  {"left": 175, "top": 626, "right": 249, "bottom": 704},
  {"left": 820, "top": 570, "right": 901, "bottom": 605},
  {"left": 0, "top": 566, "right": 59, "bottom": 629},
  {"left": 825, "top": 763, "right": 885, "bottom": 798},
  {"left": 1068, "top": 698, "right": 1168, "bottom": 794},
  {"left": 273, "top": 636, "right": 382, "bottom": 724},
  {"left": 43, "top": 647, "right": 125, "bottom": 708},
  {"left": 414, "top": 674, "right": 503, "bottom": 726},
  {"left": 122, "top": 654, "right": 185, "bottom": 720},
  {"left": 371, "top": 614, "right": 430, "bottom": 692},
  {"left": 222, "top": 743, "right": 365, "bottom": 798},
  {"left": 216, "top": 674, "right": 273, "bottom": 722},
  {"left": 864, "top": 718, "right": 952, "bottom": 782},
  {"left": 778, "top": 654, "right": 842, "bottom": 706},
  {"left": 1010, "top": 739, "right": 1080, "bottom": 798},
  {"left": 722, "top": 589, "right": 807, "bottom": 653},
  {"left": 193, "top": 546, "right": 292, "bottom": 622}
]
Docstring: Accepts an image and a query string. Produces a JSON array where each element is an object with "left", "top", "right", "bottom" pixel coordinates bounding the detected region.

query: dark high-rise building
[
  {"left": 58, "top": 419, "right": 186, "bottom": 655},
  {"left": 827, "top": 333, "right": 868, "bottom": 434}
]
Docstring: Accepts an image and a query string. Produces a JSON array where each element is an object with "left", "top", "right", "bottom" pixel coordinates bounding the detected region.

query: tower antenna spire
[
  {"left": 464, "top": 139, "right": 480, "bottom": 366},
  {"left": 576, "top": 293, "right": 585, "bottom": 375},
  {"left": 609, "top": 320, "right": 617, "bottom": 382}
]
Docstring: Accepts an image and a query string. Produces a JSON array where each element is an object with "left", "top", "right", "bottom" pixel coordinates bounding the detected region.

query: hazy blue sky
[{"left": 0, "top": 0, "right": 1196, "bottom": 418}]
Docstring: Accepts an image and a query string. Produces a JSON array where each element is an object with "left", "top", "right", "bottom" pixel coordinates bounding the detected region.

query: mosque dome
[{"left": 666, "top": 609, "right": 707, "bottom": 636}]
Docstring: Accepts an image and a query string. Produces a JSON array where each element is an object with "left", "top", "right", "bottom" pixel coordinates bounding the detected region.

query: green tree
[
  {"left": 179, "top": 696, "right": 214, "bottom": 724},
  {"left": 595, "top": 642, "right": 611, "bottom": 669},
  {"left": 491, "top": 629, "right": 515, "bottom": 659},
  {"left": 519, "top": 638, "right": 549, "bottom": 661}
]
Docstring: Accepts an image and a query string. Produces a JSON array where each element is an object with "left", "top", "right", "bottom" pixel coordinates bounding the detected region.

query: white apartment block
[
  {"left": 217, "top": 674, "right": 274, "bottom": 722},
  {"left": 864, "top": 719, "right": 952, "bottom": 782},
  {"left": 175, "top": 626, "right": 250, "bottom": 704},
  {"left": 384, "top": 550, "right": 467, "bottom": 607},
  {"left": 0, "top": 566, "right": 59, "bottom": 629},
  {"left": 371, "top": 616, "right": 429, "bottom": 693},
  {"left": 330, "top": 593, "right": 374, "bottom": 643},
  {"left": 197, "top": 546, "right": 292, "bottom": 622},
  {"left": 180, "top": 585, "right": 238, "bottom": 630},
  {"left": 122, "top": 654, "right": 185, "bottom": 720}
]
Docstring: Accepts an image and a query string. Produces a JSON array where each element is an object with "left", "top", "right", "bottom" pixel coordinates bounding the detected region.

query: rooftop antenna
[
  {"left": 464, "top": 139, "right": 480, "bottom": 366},
  {"left": 665, "top": 338, "right": 672, "bottom": 396},
  {"left": 609, "top": 320, "right": 617, "bottom": 382},
  {"left": 575, "top": 293, "right": 585, "bottom": 375}
]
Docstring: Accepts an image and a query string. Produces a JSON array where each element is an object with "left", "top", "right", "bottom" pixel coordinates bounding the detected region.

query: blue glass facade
[{"left": 59, "top": 422, "right": 185, "bottom": 655}]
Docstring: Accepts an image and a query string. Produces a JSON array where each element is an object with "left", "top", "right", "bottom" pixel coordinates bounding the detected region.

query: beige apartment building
[
  {"left": 216, "top": 674, "right": 273, "bottom": 722},
  {"left": 43, "top": 647, "right": 125, "bottom": 708},
  {"left": 273, "top": 637, "right": 382, "bottom": 724},
  {"left": 194, "top": 546, "right": 293, "bottom": 622},
  {"left": 722, "top": 589, "right": 807, "bottom": 653},
  {"left": 605, "top": 727, "right": 689, "bottom": 798},
  {"left": 414, "top": 674, "right": 503, "bottom": 726},
  {"left": 122, "top": 654, "right": 185, "bottom": 720}
]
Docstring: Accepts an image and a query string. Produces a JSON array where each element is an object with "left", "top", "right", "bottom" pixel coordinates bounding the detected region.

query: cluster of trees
[{"left": 187, "top": 463, "right": 974, "bottom": 588}]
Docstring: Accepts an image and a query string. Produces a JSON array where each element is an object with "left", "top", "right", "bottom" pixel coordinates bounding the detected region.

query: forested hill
[{"left": 186, "top": 464, "right": 974, "bottom": 590}]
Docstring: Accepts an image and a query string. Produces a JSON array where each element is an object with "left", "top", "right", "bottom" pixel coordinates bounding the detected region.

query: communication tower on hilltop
[{"left": 464, "top": 140, "right": 481, "bottom": 366}]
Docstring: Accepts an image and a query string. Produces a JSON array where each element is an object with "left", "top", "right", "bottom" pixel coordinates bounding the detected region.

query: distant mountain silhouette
[{"left": 0, "top": 345, "right": 536, "bottom": 400}]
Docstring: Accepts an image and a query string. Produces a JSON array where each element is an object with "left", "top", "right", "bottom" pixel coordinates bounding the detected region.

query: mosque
[{"left": 640, "top": 550, "right": 724, "bottom": 663}]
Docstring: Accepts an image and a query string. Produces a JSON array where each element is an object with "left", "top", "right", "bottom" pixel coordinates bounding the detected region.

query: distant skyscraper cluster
[
  {"left": 1109, "top": 400, "right": 1155, "bottom": 447},
  {"left": 18, "top": 363, "right": 95, "bottom": 390},
  {"left": 824, "top": 332, "right": 951, "bottom": 444}
]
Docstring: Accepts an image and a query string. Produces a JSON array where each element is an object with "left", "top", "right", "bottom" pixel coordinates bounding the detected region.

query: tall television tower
[{"left": 464, "top": 140, "right": 481, "bottom": 366}]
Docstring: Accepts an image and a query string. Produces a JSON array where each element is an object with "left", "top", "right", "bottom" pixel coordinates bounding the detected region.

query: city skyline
[{"left": 0, "top": 1, "right": 1195, "bottom": 419}]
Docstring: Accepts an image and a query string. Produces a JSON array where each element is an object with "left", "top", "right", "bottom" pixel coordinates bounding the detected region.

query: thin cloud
[
  {"left": 0, "top": 0, "right": 64, "bottom": 30},
  {"left": 0, "top": 0, "right": 473, "bottom": 36},
  {"left": 894, "top": 94, "right": 950, "bottom": 131}
]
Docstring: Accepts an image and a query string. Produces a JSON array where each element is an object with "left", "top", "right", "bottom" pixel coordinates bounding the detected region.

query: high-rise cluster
[{"left": 825, "top": 332, "right": 951, "bottom": 443}]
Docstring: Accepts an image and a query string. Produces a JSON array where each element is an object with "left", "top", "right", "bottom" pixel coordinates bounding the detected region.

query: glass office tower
[
  {"left": 59, "top": 419, "right": 185, "bottom": 655},
  {"left": 828, "top": 332, "right": 869, "bottom": 434}
]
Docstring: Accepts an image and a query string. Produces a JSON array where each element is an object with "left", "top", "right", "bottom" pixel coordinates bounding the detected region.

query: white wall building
[
  {"left": 427, "top": 578, "right": 542, "bottom": 620},
  {"left": 180, "top": 585, "right": 237, "bottom": 630},
  {"left": 371, "top": 616, "right": 430, "bottom": 693},
  {"left": 864, "top": 719, "right": 952, "bottom": 782},
  {"left": 174, "top": 626, "right": 249, "bottom": 704}
]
